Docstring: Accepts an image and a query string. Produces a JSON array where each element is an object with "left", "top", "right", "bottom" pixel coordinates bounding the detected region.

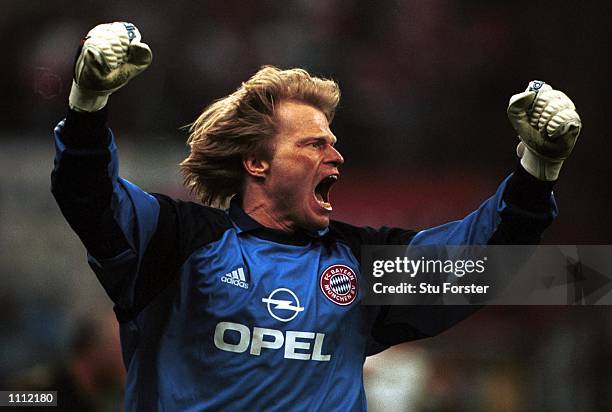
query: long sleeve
[
  {"left": 368, "top": 166, "right": 558, "bottom": 353},
  {"left": 409, "top": 164, "right": 557, "bottom": 246},
  {"left": 51, "top": 109, "right": 174, "bottom": 318}
]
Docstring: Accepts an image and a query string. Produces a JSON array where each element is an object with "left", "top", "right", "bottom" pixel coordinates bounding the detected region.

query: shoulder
[
  {"left": 327, "top": 220, "right": 418, "bottom": 259},
  {"left": 328, "top": 220, "right": 417, "bottom": 245},
  {"left": 151, "top": 193, "right": 233, "bottom": 257}
]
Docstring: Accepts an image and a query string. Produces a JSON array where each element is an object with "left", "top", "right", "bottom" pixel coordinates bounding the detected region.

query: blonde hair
[{"left": 180, "top": 66, "right": 340, "bottom": 206}]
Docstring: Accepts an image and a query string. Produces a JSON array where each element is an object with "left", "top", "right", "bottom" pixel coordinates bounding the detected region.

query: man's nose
[{"left": 327, "top": 145, "right": 344, "bottom": 167}]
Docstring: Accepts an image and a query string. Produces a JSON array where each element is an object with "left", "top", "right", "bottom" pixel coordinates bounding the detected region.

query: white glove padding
[
  {"left": 507, "top": 80, "right": 582, "bottom": 181},
  {"left": 69, "top": 22, "right": 152, "bottom": 112}
]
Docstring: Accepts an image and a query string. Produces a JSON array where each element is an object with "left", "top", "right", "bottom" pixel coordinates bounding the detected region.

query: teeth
[
  {"left": 314, "top": 174, "right": 337, "bottom": 212},
  {"left": 319, "top": 200, "right": 332, "bottom": 211},
  {"left": 314, "top": 193, "right": 332, "bottom": 211}
]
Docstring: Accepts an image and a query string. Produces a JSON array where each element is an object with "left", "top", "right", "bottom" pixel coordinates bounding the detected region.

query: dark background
[{"left": 1, "top": 1, "right": 611, "bottom": 410}]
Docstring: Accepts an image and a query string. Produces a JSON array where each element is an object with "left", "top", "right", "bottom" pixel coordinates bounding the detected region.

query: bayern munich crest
[{"left": 320, "top": 264, "right": 358, "bottom": 305}]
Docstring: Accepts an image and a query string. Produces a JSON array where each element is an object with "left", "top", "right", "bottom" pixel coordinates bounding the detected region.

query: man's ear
[{"left": 243, "top": 154, "right": 270, "bottom": 179}]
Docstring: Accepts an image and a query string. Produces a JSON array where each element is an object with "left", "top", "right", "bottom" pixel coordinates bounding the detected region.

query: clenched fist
[
  {"left": 507, "top": 81, "right": 582, "bottom": 181},
  {"left": 69, "top": 22, "right": 152, "bottom": 112}
]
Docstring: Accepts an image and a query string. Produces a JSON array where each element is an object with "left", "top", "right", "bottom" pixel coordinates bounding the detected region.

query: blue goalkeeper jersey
[{"left": 51, "top": 108, "right": 557, "bottom": 411}]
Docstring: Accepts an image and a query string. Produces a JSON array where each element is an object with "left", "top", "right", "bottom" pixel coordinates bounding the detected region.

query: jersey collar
[{"left": 228, "top": 197, "right": 329, "bottom": 245}]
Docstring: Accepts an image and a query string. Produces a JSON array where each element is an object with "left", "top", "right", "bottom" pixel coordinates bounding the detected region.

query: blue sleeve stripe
[
  {"left": 409, "top": 174, "right": 511, "bottom": 246},
  {"left": 102, "top": 132, "right": 160, "bottom": 259},
  {"left": 114, "top": 178, "right": 160, "bottom": 255}
]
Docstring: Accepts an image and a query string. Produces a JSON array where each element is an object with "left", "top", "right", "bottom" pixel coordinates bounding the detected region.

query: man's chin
[
  {"left": 305, "top": 215, "right": 330, "bottom": 232},
  {"left": 294, "top": 212, "right": 329, "bottom": 233},
  {"left": 291, "top": 202, "right": 332, "bottom": 232}
]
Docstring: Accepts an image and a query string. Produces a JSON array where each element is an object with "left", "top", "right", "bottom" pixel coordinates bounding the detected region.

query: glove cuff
[
  {"left": 69, "top": 81, "right": 110, "bottom": 112},
  {"left": 520, "top": 147, "right": 564, "bottom": 181}
]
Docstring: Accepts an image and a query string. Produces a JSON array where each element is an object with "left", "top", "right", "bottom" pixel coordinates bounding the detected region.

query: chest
[
  {"left": 192, "top": 233, "right": 359, "bottom": 315},
  {"left": 173, "top": 231, "right": 370, "bottom": 360}
]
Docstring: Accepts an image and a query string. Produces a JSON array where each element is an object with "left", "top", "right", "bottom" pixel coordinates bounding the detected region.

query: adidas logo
[{"left": 220, "top": 267, "right": 249, "bottom": 289}]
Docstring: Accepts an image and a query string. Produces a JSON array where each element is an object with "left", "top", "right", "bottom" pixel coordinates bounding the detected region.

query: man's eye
[{"left": 311, "top": 141, "right": 324, "bottom": 148}]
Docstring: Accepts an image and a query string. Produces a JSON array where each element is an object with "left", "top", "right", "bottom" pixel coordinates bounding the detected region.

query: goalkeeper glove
[
  {"left": 507, "top": 80, "right": 582, "bottom": 181},
  {"left": 69, "top": 22, "right": 152, "bottom": 112}
]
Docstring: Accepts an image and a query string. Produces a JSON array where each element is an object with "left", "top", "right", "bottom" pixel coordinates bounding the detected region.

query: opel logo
[{"left": 261, "top": 288, "right": 304, "bottom": 322}]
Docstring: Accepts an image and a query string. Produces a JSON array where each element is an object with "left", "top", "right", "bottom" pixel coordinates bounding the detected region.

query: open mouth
[{"left": 314, "top": 174, "right": 338, "bottom": 211}]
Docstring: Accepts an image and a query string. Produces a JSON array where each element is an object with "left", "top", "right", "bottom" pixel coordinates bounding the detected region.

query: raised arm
[
  {"left": 410, "top": 80, "right": 581, "bottom": 247},
  {"left": 51, "top": 23, "right": 166, "bottom": 316},
  {"left": 369, "top": 81, "right": 583, "bottom": 352}
]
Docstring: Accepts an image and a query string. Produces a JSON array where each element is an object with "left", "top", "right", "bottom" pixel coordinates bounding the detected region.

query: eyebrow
[{"left": 300, "top": 135, "right": 337, "bottom": 145}]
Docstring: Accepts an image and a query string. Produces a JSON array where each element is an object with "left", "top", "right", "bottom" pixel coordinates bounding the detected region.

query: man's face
[{"left": 263, "top": 100, "right": 344, "bottom": 231}]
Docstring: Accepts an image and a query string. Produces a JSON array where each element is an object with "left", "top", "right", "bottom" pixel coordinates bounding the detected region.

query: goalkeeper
[{"left": 51, "top": 23, "right": 581, "bottom": 411}]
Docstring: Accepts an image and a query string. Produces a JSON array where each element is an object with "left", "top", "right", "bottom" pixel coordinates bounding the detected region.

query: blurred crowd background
[{"left": 1, "top": 0, "right": 611, "bottom": 410}]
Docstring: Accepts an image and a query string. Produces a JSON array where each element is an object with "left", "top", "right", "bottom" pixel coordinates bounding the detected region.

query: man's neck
[{"left": 241, "top": 188, "right": 296, "bottom": 233}]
